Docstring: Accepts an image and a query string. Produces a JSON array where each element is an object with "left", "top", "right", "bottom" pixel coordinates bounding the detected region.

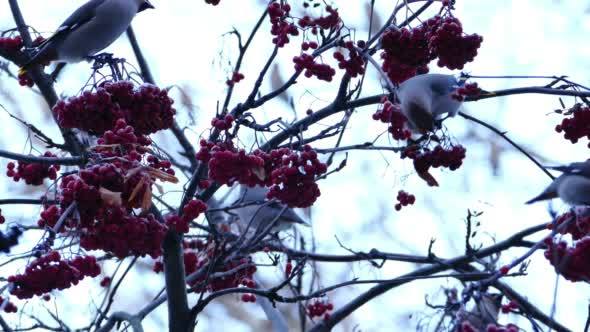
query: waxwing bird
[
  {"left": 526, "top": 160, "right": 590, "bottom": 206},
  {"left": 19, "top": 0, "right": 154, "bottom": 74},
  {"left": 234, "top": 185, "right": 308, "bottom": 234},
  {"left": 397, "top": 73, "right": 463, "bottom": 133}
]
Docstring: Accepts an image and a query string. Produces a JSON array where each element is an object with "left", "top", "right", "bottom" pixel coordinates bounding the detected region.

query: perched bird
[
  {"left": 19, "top": 0, "right": 154, "bottom": 74},
  {"left": 457, "top": 293, "right": 503, "bottom": 331},
  {"left": 526, "top": 161, "right": 590, "bottom": 206},
  {"left": 234, "top": 185, "right": 308, "bottom": 234},
  {"left": 396, "top": 73, "right": 463, "bottom": 133}
]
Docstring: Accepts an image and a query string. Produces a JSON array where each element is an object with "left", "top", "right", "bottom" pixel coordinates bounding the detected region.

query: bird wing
[
  {"left": 548, "top": 161, "right": 590, "bottom": 178},
  {"left": 35, "top": 0, "right": 107, "bottom": 50},
  {"left": 266, "top": 201, "right": 308, "bottom": 225}
]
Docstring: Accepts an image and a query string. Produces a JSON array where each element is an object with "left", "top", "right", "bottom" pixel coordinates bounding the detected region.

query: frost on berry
[
  {"left": 53, "top": 81, "right": 175, "bottom": 135},
  {"left": 8, "top": 252, "right": 100, "bottom": 299}
]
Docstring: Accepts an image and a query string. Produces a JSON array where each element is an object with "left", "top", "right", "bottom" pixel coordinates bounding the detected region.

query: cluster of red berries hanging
[
  {"left": 293, "top": 53, "right": 336, "bottom": 82},
  {"left": 452, "top": 82, "right": 482, "bottom": 101},
  {"left": 333, "top": 40, "right": 366, "bottom": 78},
  {"left": 548, "top": 211, "right": 590, "bottom": 241},
  {"left": 226, "top": 72, "right": 244, "bottom": 86},
  {"left": 211, "top": 114, "right": 234, "bottom": 131},
  {"left": 268, "top": 2, "right": 298, "bottom": 47},
  {"left": 204, "top": 0, "right": 220, "bottom": 6},
  {"left": 197, "top": 140, "right": 326, "bottom": 207},
  {"left": 165, "top": 199, "right": 207, "bottom": 233},
  {"left": 380, "top": 15, "right": 483, "bottom": 83},
  {"left": 500, "top": 300, "right": 519, "bottom": 314},
  {"left": 372, "top": 97, "right": 412, "bottom": 140},
  {"left": 554, "top": 105, "right": 590, "bottom": 147},
  {"left": 307, "top": 299, "right": 334, "bottom": 320},
  {"left": 298, "top": 5, "right": 341, "bottom": 33},
  {"left": 6, "top": 152, "right": 60, "bottom": 185},
  {"left": 8, "top": 252, "right": 100, "bottom": 299},
  {"left": 53, "top": 81, "right": 175, "bottom": 135},
  {"left": 402, "top": 144, "right": 467, "bottom": 186},
  {"left": 395, "top": 190, "right": 416, "bottom": 211}
]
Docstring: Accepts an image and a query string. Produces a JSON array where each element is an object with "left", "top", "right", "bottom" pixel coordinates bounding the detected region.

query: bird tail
[{"left": 525, "top": 190, "right": 557, "bottom": 204}]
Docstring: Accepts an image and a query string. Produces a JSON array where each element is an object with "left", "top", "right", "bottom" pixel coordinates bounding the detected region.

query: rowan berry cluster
[
  {"left": 544, "top": 236, "right": 590, "bottom": 282},
  {"left": 166, "top": 199, "right": 207, "bottom": 233},
  {"left": 406, "top": 145, "right": 467, "bottom": 173},
  {"left": 241, "top": 293, "right": 257, "bottom": 303},
  {"left": 554, "top": 106, "right": 590, "bottom": 146},
  {"left": 547, "top": 211, "right": 590, "bottom": 240},
  {"left": 8, "top": 252, "right": 100, "bottom": 299},
  {"left": 333, "top": 40, "right": 366, "bottom": 78},
  {"left": 0, "top": 35, "right": 22, "bottom": 53},
  {"left": 395, "top": 190, "right": 416, "bottom": 211},
  {"left": 204, "top": 0, "right": 220, "bottom": 5},
  {"left": 307, "top": 299, "right": 333, "bottom": 320},
  {"left": 53, "top": 81, "right": 175, "bottom": 135},
  {"left": 293, "top": 53, "right": 336, "bottom": 82},
  {"left": 298, "top": 5, "right": 341, "bottom": 32},
  {"left": 380, "top": 15, "right": 482, "bottom": 83},
  {"left": 6, "top": 152, "right": 60, "bottom": 185},
  {"left": 211, "top": 114, "right": 234, "bottom": 131},
  {"left": 268, "top": 2, "right": 298, "bottom": 47},
  {"left": 452, "top": 82, "right": 482, "bottom": 101},
  {"left": 226, "top": 72, "right": 244, "bottom": 86},
  {"left": 372, "top": 98, "right": 412, "bottom": 140},
  {"left": 501, "top": 300, "right": 519, "bottom": 314}
]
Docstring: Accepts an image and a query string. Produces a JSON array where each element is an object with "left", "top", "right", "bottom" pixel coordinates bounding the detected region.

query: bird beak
[{"left": 139, "top": 0, "right": 155, "bottom": 12}]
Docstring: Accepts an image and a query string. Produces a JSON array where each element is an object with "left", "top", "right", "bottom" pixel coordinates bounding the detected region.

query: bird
[
  {"left": 19, "top": 0, "right": 154, "bottom": 75},
  {"left": 396, "top": 73, "right": 463, "bottom": 133},
  {"left": 457, "top": 293, "right": 503, "bottom": 331},
  {"left": 526, "top": 160, "right": 590, "bottom": 206},
  {"left": 234, "top": 185, "right": 308, "bottom": 235}
]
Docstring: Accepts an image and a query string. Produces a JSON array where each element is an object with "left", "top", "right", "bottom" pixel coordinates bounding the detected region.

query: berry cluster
[
  {"left": 298, "top": 6, "right": 341, "bottom": 32},
  {"left": 544, "top": 236, "right": 590, "bottom": 282},
  {"left": 268, "top": 2, "right": 298, "bottom": 47},
  {"left": 380, "top": 16, "right": 482, "bottom": 83},
  {"left": 226, "top": 72, "right": 244, "bottom": 86},
  {"left": 267, "top": 145, "right": 327, "bottom": 208},
  {"left": 408, "top": 145, "right": 466, "bottom": 173},
  {"left": 166, "top": 199, "right": 207, "bottom": 233},
  {"left": 208, "top": 147, "right": 266, "bottom": 186},
  {"left": 0, "top": 35, "right": 23, "bottom": 53},
  {"left": 372, "top": 98, "right": 411, "bottom": 140},
  {"left": 53, "top": 81, "right": 175, "bottom": 135},
  {"left": 293, "top": 53, "right": 336, "bottom": 82},
  {"left": 307, "top": 300, "right": 333, "bottom": 320},
  {"left": 241, "top": 293, "right": 257, "bottom": 303},
  {"left": 500, "top": 300, "right": 519, "bottom": 314},
  {"left": 395, "top": 190, "right": 416, "bottom": 211},
  {"left": 0, "top": 296, "right": 17, "bottom": 313},
  {"left": 95, "top": 119, "right": 152, "bottom": 160},
  {"left": 205, "top": 0, "right": 220, "bottom": 5},
  {"left": 461, "top": 322, "right": 519, "bottom": 332},
  {"left": 80, "top": 207, "right": 167, "bottom": 258},
  {"left": 333, "top": 40, "right": 366, "bottom": 78},
  {"left": 0, "top": 225, "right": 23, "bottom": 253},
  {"left": 301, "top": 41, "right": 318, "bottom": 51},
  {"left": 211, "top": 114, "right": 234, "bottom": 131},
  {"left": 548, "top": 212, "right": 590, "bottom": 241},
  {"left": 8, "top": 252, "right": 100, "bottom": 299},
  {"left": 452, "top": 82, "right": 481, "bottom": 101},
  {"left": 6, "top": 152, "right": 60, "bottom": 185},
  {"left": 555, "top": 106, "right": 590, "bottom": 146},
  {"left": 429, "top": 17, "right": 483, "bottom": 70}
]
